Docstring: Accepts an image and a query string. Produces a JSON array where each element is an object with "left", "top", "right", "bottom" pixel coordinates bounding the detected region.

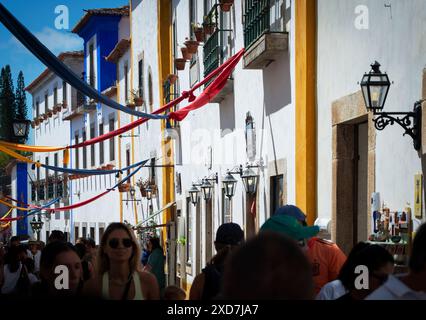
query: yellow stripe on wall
[{"left": 295, "top": 0, "right": 317, "bottom": 226}]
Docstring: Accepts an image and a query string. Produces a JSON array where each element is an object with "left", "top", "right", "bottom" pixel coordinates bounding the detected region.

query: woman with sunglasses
[{"left": 83, "top": 223, "right": 159, "bottom": 300}]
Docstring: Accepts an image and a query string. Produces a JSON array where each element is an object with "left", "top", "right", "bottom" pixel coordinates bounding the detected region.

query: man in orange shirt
[{"left": 272, "top": 205, "right": 347, "bottom": 294}]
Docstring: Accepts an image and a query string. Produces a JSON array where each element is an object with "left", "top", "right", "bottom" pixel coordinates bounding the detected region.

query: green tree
[
  {"left": 0, "top": 65, "right": 17, "bottom": 141},
  {"left": 15, "top": 71, "right": 28, "bottom": 143}
]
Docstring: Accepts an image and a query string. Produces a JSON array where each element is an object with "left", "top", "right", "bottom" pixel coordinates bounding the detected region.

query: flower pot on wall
[
  {"left": 118, "top": 183, "right": 131, "bottom": 193},
  {"left": 134, "top": 97, "right": 144, "bottom": 106},
  {"left": 175, "top": 58, "right": 186, "bottom": 71},
  {"left": 184, "top": 40, "right": 199, "bottom": 54},
  {"left": 193, "top": 27, "right": 205, "bottom": 42},
  {"left": 181, "top": 46, "right": 192, "bottom": 60},
  {"left": 220, "top": 1, "right": 233, "bottom": 12},
  {"left": 203, "top": 23, "right": 216, "bottom": 35}
]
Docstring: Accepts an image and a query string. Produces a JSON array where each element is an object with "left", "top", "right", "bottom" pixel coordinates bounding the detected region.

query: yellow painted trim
[
  {"left": 295, "top": 0, "right": 317, "bottom": 226},
  {"left": 157, "top": 0, "right": 174, "bottom": 243},
  {"left": 129, "top": 1, "right": 138, "bottom": 224}
]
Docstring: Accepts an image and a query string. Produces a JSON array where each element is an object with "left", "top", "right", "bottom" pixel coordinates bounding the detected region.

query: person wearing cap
[
  {"left": 262, "top": 205, "right": 347, "bottom": 294},
  {"left": 27, "top": 238, "right": 41, "bottom": 275},
  {"left": 189, "top": 223, "right": 244, "bottom": 300}
]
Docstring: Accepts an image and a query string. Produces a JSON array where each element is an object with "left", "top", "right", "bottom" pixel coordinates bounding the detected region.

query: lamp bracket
[
  {"left": 205, "top": 172, "right": 219, "bottom": 184},
  {"left": 228, "top": 164, "right": 243, "bottom": 176},
  {"left": 373, "top": 101, "right": 422, "bottom": 150}
]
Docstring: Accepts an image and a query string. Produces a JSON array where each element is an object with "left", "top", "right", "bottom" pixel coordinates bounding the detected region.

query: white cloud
[{"left": 9, "top": 27, "right": 83, "bottom": 55}]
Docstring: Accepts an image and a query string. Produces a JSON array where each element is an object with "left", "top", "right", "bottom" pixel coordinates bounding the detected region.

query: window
[
  {"left": 45, "top": 92, "right": 49, "bottom": 111},
  {"left": 74, "top": 226, "right": 79, "bottom": 239},
  {"left": 99, "top": 122, "right": 104, "bottom": 164},
  {"left": 36, "top": 100, "right": 40, "bottom": 118},
  {"left": 109, "top": 117, "right": 115, "bottom": 161},
  {"left": 53, "top": 86, "right": 58, "bottom": 106},
  {"left": 89, "top": 43, "right": 95, "bottom": 87},
  {"left": 124, "top": 62, "right": 129, "bottom": 101},
  {"left": 149, "top": 158, "right": 156, "bottom": 184},
  {"left": 90, "top": 123, "right": 96, "bottom": 167},
  {"left": 82, "top": 226, "right": 87, "bottom": 238},
  {"left": 148, "top": 69, "right": 153, "bottom": 112},
  {"left": 75, "top": 132, "right": 79, "bottom": 169},
  {"left": 222, "top": 188, "right": 232, "bottom": 223},
  {"left": 99, "top": 227, "right": 105, "bottom": 242},
  {"left": 82, "top": 129, "right": 87, "bottom": 169},
  {"left": 90, "top": 227, "right": 95, "bottom": 239},
  {"left": 186, "top": 197, "right": 192, "bottom": 264},
  {"left": 46, "top": 231, "right": 50, "bottom": 242},
  {"left": 45, "top": 156, "right": 49, "bottom": 180},
  {"left": 54, "top": 153, "right": 58, "bottom": 184},
  {"left": 62, "top": 81, "right": 67, "bottom": 105},
  {"left": 126, "top": 147, "right": 131, "bottom": 177},
  {"left": 271, "top": 175, "right": 285, "bottom": 215},
  {"left": 138, "top": 58, "right": 144, "bottom": 99}
]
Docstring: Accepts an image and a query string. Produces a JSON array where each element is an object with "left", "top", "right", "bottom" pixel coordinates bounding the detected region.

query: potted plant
[
  {"left": 181, "top": 46, "right": 192, "bottom": 61},
  {"left": 62, "top": 101, "right": 68, "bottom": 109},
  {"left": 106, "top": 164, "right": 115, "bottom": 170},
  {"left": 174, "top": 58, "right": 186, "bottom": 71},
  {"left": 177, "top": 236, "right": 187, "bottom": 246},
  {"left": 192, "top": 23, "right": 205, "bottom": 42},
  {"left": 203, "top": 18, "right": 216, "bottom": 35},
  {"left": 126, "top": 98, "right": 136, "bottom": 109},
  {"left": 184, "top": 38, "right": 199, "bottom": 54},
  {"left": 42, "top": 113, "right": 48, "bottom": 120},
  {"left": 219, "top": 0, "right": 234, "bottom": 12},
  {"left": 34, "top": 118, "right": 40, "bottom": 126},
  {"left": 118, "top": 182, "right": 131, "bottom": 193},
  {"left": 130, "top": 89, "right": 144, "bottom": 107},
  {"left": 167, "top": 74, "right": 178, "bottom": 85}
]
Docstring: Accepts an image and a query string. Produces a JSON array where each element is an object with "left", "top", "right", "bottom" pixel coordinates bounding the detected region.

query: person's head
[
  {"left": 28, "top": 240, "right": 40, "bottom": 254},
  {"left": 147, "top": 237, "right": 162, "bottom": 253},
  {"left": 344, "top": 244, "right": 394, "bottom": 299},
  {"left": 275, "top": 205, "right": 308, "bottom": 226},
  {"left": 86, "top": 238, "right": 96, "bottom": 250},
  {"left": 163, "top": 285, "right": 186, "bottom": 300},
  {"left": 76, "top": 237, "right": 88, "bottom": 246},
  {"left": 338, "top": 241, "right": 371, "bottom": 288},
  {"left": 97, "top": 223, "right": 141, "bottom": 275},
  {"left": 74, "top": 243, "right": 87, "bottom": 260},
  {"left": 260, "top": 214, "right": 319, "bottom": 251},
  {"left": 222, "top": 232, "right": 314, "bottom": 299},
  {"left": 9, "top": 236, "right": 20, "bottom": 247},
  {"left": 39, "top": 242, "right": 82, "bottom": 295},
  {"left": 48, "top": 230, "right": 66, "bottom": 244},
  {"left": 6, "top": 244, "right": 27, "bottom": 272},
  {"left": 409, "top": 223, "right": 426, "bottom": 274},
  {"left": 214, "top": 223, "right": 244, "bottom": 251},
  {"left": 23, "top": 257, "right": 35, "bottom": 274}
]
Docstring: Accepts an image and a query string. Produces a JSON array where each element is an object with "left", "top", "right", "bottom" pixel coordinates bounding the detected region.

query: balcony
[
  {"left": 62, "top": 105, "right": 85, "bottom": 120},
  {"left": 163, "top": 78, "right": 180, "bottom": 132},
  {"left": 203, "top": 2, "right": 234, "bottom": 103},
  {"left": 243, "top": 0, "right": 289, "bottom": 69}
]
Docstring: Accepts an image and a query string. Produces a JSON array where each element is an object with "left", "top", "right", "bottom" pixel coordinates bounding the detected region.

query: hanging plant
[
  {"left": 62, "top": 101, "right": 68, "bottom": 109},
  {"left": 184, "top": 38, "right": 199, "bottom": 54},
  {"left": 203, "top": 18, "right": 216, "bottom": 35},
  {"left": 192, "top": 23, "right": 205, "bottom": 42},
  {"left": 175, "top": 58, "right": 186, "bottom": 71},
  {"left": 130, "top": 89, "right": 144, "bottom": 107},
  {"left": 181, "top": 46, "right": 192, "bottom": 61},
  {"left": 118, "top": 183, "right": 131, "bottom": 193},
  {"left": 177, "top": 236, "right": 187, "bottom": 246}
]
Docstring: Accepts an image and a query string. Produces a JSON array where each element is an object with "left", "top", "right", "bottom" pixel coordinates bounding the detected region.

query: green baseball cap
[{"left": 260, "top": 214, "right": 319, "bottom": 240}]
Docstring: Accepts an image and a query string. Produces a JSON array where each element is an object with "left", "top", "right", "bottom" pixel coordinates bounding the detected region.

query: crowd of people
[{"left": 0, "top": 204, "right": 425, "bottom": 300}]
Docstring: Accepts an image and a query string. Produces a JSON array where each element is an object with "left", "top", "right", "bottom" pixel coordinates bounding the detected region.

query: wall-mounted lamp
[{"left": 188, "top": 184, "right": 200, "bottom": 205}]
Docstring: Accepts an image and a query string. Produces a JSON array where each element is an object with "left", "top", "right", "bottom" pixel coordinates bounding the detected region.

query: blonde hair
[{"left": 97, "top": 223, "right": 141, "bottom": 276}]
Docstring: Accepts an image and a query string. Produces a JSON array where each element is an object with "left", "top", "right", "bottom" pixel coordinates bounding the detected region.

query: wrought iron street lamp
[
  {"left": 241, "top": 167, "right": 259, "bottom": 195},
  {"left": 360, "top": 62, "right": 422, "bottom": 150},
  {"left": 222, "top": 170, "right": 238, "bottom": 199},
  {"left": 30, "top": 214, "right": 43, "bottom": 241},
  {"left": 146, "top": 186, "right": 153, "bottom": 201},
  {"left": 200, "top": 179, "right": 213, "bottom": 201},
  {"left": 13, "top": 119, "right": 31, "bottom": 139},
  {"left": 189, "top": 184, "right": 200, "bottom": 205}
]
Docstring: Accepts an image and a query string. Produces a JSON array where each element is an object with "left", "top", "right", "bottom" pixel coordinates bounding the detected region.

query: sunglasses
[{"left": 108, "top": 238, "right": 133, "bottom": 249}]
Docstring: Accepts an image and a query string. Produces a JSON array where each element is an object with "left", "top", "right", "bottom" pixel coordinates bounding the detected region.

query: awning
[{"left": 135, "top": 202, "right": 176, "bottom": 228}]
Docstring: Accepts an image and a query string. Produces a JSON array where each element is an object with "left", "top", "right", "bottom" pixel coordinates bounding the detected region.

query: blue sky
[{"left": 0, "top": 0, "right": 128, "bottom": 144}]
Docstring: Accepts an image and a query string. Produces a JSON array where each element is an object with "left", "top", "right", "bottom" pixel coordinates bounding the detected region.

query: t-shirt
[
  {"left": 365, "top": 274, "right": 426, "bottom": 300},
  {"left": 147, "top": 248, "right": 165, "bottom": 290},
  {"left": 27, "top": 250, "right": 41, "bottom": 273},
  {"left": 306, "top": 238, "right": 347, "bottom": 294},
  {"left": 316, "top": 279, "right": 348, "bottom": 300}
]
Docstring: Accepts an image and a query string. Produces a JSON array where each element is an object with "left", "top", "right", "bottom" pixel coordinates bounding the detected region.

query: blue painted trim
[{"left": 16, "top": 163, "right": 28, "bottom": 236}]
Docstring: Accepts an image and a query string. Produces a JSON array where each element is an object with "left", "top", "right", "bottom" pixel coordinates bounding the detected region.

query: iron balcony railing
[
  {"left": 243, "top": 0, "right": 286, "bottom": 49},
  {"left": 164, "top": 79, "right": 180, "bottom": 129},
  {"left": 203, "top": 2, "right": 233, "bottom": 81}
]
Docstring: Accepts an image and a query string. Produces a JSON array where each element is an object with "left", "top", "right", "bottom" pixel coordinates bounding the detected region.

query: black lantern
[
  {"left": 241, "top": 167, "right": 259, "bottom": 195},
  {"left": 13, "top": 119, "right": 31, "bottom": 138},
  {"left": 189, "top": 184, "right": 200, "bottom": 205},
  {"left": 360, "top": 61, "right": 422, "bottom": 151},
  {"left": 200, "top": 179, "right": 213, "bottom": 201},
  {"left": 222, "top": 171, "right": 237, "bottom": 199},
  {"left": 130, "top": 187, "right": 136, "bottom": 198},
  {"left": 30, "top": 214, "right": 43, "bottom": 241},
  {"left": 360, "top": 62, "right": 391, "bottom": 112}
]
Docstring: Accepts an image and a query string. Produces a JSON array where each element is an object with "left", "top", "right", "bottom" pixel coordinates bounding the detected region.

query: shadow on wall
[
  {"left": 263, "top": 50, "right": 291, "bottom": 116},
  {"left": 219, "top": 92, "right": 236, "bottom": 137}
]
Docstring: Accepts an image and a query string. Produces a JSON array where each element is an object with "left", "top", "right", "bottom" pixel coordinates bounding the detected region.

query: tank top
[{"left": 101, "top": 272, "right": 144, "bottom": 300}]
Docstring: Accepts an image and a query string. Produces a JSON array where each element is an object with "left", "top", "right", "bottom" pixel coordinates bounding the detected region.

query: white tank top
[{"left": 1, "top": 263, "right": 22, "bottom": 294}]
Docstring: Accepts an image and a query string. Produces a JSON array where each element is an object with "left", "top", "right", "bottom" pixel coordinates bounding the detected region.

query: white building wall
[
  {"left": 169, "top": 0, "right": 295, "bottom": 282},
  {"left": 317, "top": 0, "right": 425, "bottom": 224}
]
